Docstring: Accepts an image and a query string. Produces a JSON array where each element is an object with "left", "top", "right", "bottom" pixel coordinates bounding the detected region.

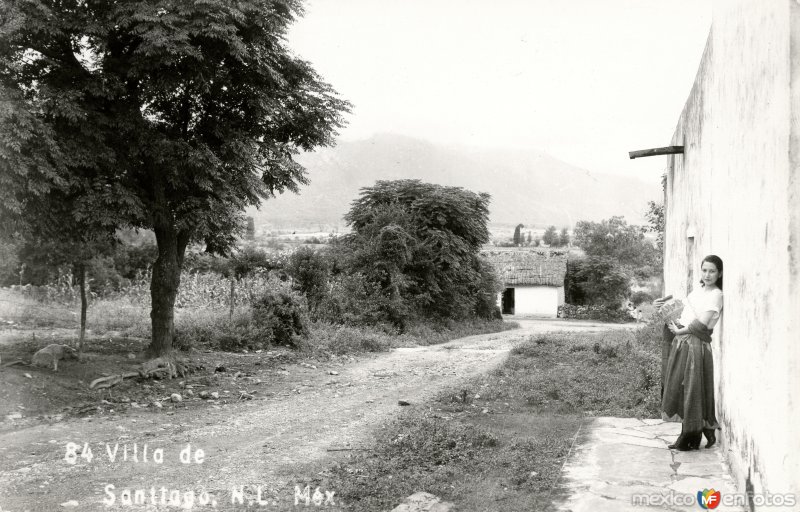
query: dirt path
[{"left": 0, "top": 319, "right": 631, "bottom": 511}]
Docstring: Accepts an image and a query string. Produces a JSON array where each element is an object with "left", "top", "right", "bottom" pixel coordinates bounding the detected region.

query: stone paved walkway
[{"left": 556, "top": 417, "right": 745, "bottom": 512}]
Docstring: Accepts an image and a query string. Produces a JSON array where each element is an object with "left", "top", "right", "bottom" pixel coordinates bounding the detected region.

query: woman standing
[{"left": 656, "top": 255, "right": 724, "bottom": 451}]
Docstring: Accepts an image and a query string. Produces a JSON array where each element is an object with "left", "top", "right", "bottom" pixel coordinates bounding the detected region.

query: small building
[{"left": 481, "top": 249, "right": 567, "bottom": 317}]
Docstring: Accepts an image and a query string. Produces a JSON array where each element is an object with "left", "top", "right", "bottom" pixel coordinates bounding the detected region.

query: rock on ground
[{"left": 390, "top": 492, "right": 455, "bottom": 512}]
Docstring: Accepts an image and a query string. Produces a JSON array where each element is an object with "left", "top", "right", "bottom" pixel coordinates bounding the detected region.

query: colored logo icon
[{"left": 697, "top": 488, "right": 722, "bottom": 509}]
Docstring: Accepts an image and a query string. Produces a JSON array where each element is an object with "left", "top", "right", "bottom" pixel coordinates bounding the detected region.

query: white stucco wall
[
  {"left": 665, "top": 0, "right": 800, "bottom": 505},
  {"left": 507, "top": 286, "right": 561, "bottom": 317}
]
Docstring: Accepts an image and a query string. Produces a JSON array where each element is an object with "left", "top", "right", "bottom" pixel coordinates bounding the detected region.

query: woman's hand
[
  {"left": 653, "top": 298, "right": 666, "bottom": 311},
  {"left": 668, "top": 321, "right": 689, "bottom": 335},
  {"left": 667, "top": 321, "right": 680, "bottom": 334}
]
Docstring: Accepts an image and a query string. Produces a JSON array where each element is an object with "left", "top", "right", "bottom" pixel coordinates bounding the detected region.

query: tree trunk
[
  {"left": 148, "top": 218, "right": 190, "bottom": 357},
  {"left": 78, "top": 262, "right": 87, "bottom": 360},
  {"left": 229, "top": 276, "right": 235, "bottom": 322}
]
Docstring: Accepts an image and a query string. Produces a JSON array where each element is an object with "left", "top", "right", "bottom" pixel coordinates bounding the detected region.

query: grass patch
[
  {"left": 0, "top": 288, "right": 518, "bottom": 357},
  {"left": 483, "top": 328, "right": 662, "bottom": 418},
  {"left": 327, "top": 411, "right": 579, "bottom": 512},
  {"left": 326, "top": 324, "right": 662, "bottom": 510}
]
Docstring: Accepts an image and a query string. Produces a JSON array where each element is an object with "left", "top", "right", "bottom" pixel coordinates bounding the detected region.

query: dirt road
[{"left": 0, "top": 319, "right": 630, "bottom": 511}]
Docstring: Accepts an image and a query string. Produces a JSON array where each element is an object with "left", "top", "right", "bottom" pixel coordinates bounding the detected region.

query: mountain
[{"left": 248, "top": 133, "right": 661, "bottom": 230}]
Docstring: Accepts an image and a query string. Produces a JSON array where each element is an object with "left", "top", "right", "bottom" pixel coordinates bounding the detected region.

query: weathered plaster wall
[
  {"left": 496, "top": 286, "right": 561, "bottom": 317},
  {"left": 665, "top": 0, "right": 800, "bottom": 505},
  {"left": 514, "top": 286, "right": 561, "bottom": 316}
]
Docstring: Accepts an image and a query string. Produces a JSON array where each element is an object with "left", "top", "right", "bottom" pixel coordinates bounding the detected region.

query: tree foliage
[
  {"left": 645, "top": 201, "right": 665, "bottom": 252},
  {"left": 337, "top": 180, "right": 497, "bottom": 327},
  {"left": 565, "top": 256, "right": 632, "bottom": 306},
  {"left": 0, "top": 0, "right": 349, "bottom": 355},
  {"left": 542, "top": 225, "right": 558, "bottom": 246},
  {"left": 513, "top": 223, "right": 524, "bottom": 246},
  {"left": 245, "top": 217, "right": 256, "bottom": 241},
  {"left": 573, "top": 216, "right": 658, "bottom": 268},
  {"left": 559, "top": 227, "right": 570, "bottom": 247},
  {"left": 568, "top": 216, "right": 662, "bottom": 308},
  {"left": 285, "top": 246, "right": 331, "bottom": 313}
]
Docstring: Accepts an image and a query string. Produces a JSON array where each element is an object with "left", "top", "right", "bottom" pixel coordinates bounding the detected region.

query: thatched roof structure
[{"left": 481, "top": 249, "right": 568, "bottom": 287}]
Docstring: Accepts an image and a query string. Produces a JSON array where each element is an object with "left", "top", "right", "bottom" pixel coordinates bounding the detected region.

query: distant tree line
[{"left": 506, "top": 224, "right": 570, "bottom": 247}]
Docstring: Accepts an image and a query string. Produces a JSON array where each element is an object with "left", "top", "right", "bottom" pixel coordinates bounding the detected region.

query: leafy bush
[
  {"left": 0, "top": 238, "right": 21, "bottom": 286},
  {"left": 338, "top": 180, "right": 492, "bottom": 327},
  {"left": 285, "top": 246, "right": 332, "bottom": 312},
  {"left": 558, "top": 303, "right": 631, "bottom": 323},
  {"left": 173, "top": 310, "right": 269, "bottom": 352},
  {"left": 472, "top": 257, "right": 503, "bottom": 319},
  {"left": 630, "top": 290, "right": 654, "bottom": 306},
  {"left": 315, "top": 272, "right": 408, "bottom": 328},
  {"left": 251, "top": 287, "right": 310, "bottom": 347},
  {"left": 565, "top": 256, "right": 632, "bottom": 306},
  {"left": 112, "top": 240, "right": 158, "bottom": 279},
  {"left": 229, "top": 245, "right": 286, "bottom": 278},
  {"left": 182, "top": 251, "right": 232, "bottom": 276}
]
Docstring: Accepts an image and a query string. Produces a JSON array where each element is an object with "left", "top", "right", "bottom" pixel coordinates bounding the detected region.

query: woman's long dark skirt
[{"left": 661, "top": 334, "right": 719, "bottom": 433}]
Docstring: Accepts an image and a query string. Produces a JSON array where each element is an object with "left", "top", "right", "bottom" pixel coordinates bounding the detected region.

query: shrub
[
  {"left": 0, "top": 238, "right": 21, "bottom": 286},
  {"left": 285, "top": 246, "right": 332, "bottom": 313},
  {"left": 182, "top": 251, "right": 232, "bottom": 275},
  {"left": 229, "top": 245, "right": 285, "bottom": 278},
  {"left": 558, "top": 303, "right": 631, "bottom": 323},
  {"left": 630, "top": 290, "right": 654, "bottom": 306},
  {"left": 565, "top": 256, "right": 632, "bottom": 306},
  {"left": 112, "top": 240, "right": 158, "bottom": 279},
  {"left": 472, "top": 257, "right": 503, "bottom": 320},
  {"left": 338, "top": 180, "right": 492, "bottom": 327},
  {"left": 251, "top": 287, "right": 310, "bottom": 347},
  {"left": 315, "top": 272, "right": 407, "bottom": 328}
]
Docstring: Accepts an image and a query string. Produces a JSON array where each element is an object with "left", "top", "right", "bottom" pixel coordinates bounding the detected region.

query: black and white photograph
[{"left": 0, "top": 0, "right": 798, "bottom": 510}]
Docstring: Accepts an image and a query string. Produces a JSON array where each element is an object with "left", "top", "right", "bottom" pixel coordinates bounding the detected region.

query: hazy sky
[{"left": 287, "top": 0, "right": 712, "bottom": 183}]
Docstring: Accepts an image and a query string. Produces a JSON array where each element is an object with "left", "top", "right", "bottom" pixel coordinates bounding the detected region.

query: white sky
[{"left": 288, "top": 0, "right": 712, "bottom": 183}]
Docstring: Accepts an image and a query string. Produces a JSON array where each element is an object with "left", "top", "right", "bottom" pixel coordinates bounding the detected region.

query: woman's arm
[
  {"left": 668, "top": 310, "right": 716, "bottom": 335},
  {"left": 668, "top": 321, "right": 689, "bottom": 335},
  {"left": 652, "top": 294, "right": 674, "bottom": 310},
  {"left": 695, "top": 310, "right": 716, "bottom": 327}
]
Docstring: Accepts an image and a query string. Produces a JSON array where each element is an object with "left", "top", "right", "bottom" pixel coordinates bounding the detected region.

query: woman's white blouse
[{"left": 678, "top": 287, "right": 724, "bottom": 329}]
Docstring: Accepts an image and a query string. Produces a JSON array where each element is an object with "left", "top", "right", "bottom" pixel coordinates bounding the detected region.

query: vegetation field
[
  {"left": 323, "top": 322, "right": 662, "bottom": 511},
  {"left": 0, "top": 282, "right": 515, "bottom": 427}
]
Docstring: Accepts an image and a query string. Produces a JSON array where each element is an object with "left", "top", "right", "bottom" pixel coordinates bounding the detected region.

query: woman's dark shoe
[
  {"left": 669, "top": 431, "right": 702, "bottom": 451},
  {"left": 668, "top": 433, "right": 686, "bottom": 450},
  {"left": 703, "top": 428, "right": 716, "bottom": 449},
  {"left": 687, "top": 431, "right": 702, "bottom": 450}
]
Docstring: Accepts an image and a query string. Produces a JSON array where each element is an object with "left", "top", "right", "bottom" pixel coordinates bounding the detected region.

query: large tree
[
  {"left": 512, "top": 223, "right": 524, "bottom": 246},
  {"left": 542, "top": 225, "right": 558, "bottom": 246},
  {"left": 559, "top": 227, "right": 570, "bottom": 247},
  {"left": 339, "top": 180, "right": 496, "bottom": 326},
  {"left": 0, "top": 0, "right": 349, "bottom": 355},
  {"left": 573, "top": 216, "right": 659, "bottom": 268}
]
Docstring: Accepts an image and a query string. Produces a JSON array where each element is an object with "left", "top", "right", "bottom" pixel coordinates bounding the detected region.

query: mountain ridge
[{"left": 249, "top": 134, "right": 661, "bottom": 230}]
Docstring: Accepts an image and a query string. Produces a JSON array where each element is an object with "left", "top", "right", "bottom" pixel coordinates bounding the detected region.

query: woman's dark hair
[{"left": 700, "top": 254, "right": 723, "bottom": 290}]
